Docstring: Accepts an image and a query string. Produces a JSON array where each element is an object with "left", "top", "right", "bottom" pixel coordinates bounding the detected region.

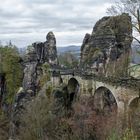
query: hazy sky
[{"left": 0, "top": 0, "right": 113, "bottom": 47}]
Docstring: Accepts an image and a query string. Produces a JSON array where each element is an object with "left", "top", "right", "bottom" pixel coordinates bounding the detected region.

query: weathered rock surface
[
  {"left": 80, "top": 13, "right": 132, "bottom": 76},
  {"left": 25, "top": 32, "right": 58, "bottom": 64},
  {"left": 23, "top": 32, "right": 58, "bottom": 92},
  {"left": 45, "top": 32, "right": 58, "bottom": 65},
  {"left": 9, "top": 88, "right": 34, "bottom": 140}
]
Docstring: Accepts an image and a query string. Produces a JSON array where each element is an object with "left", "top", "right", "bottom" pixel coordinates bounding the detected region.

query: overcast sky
[{"left": 0, "top": 0, "right": 113, "bottom": 47}]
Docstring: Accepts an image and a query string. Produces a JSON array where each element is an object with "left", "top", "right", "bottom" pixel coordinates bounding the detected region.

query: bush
[{"left": 15, "top": 94, "right": 139, "bottom": 140}]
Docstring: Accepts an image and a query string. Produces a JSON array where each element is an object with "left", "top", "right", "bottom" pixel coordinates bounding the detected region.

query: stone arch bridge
[{"left": 51, "top": 69, "right": 140, "bottom": 113}]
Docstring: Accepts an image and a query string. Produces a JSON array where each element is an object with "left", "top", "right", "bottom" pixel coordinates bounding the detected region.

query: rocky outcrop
[
  {"left": 80, "top": 33, "right": 91, "bottom": 65},
  {"left": 80, "top": 13, "right": 133, "bottom": 76},
  {"left": 44, "top": 32, "right": 58, "bottom": 65},
  {"left": 9, "top": 32, "right": 58, "bottom": 139},
  {"left": 25, "top": 31, "right": 58, "bottom": 64},
  {"left": 9, "top": 88, "right": 34, "bottom": 140},
  {"left": 23, "top": 31, "right": 58, "bottom": 92}
]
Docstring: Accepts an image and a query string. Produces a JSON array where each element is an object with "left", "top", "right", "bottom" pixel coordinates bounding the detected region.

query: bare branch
[
  {"left": 107, "top": 0, "right": 140, "bottom": 44},
  {"left": 132, "top": 24, "right": 140, "bottom": 34},
  {"left": 125, "top": 33, "right": 140, "bottom": 44}
]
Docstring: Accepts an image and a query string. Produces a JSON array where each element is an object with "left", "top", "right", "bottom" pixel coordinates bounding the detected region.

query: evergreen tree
[{"left": 0, "top": 44, "right": 23, "bottom": 103}]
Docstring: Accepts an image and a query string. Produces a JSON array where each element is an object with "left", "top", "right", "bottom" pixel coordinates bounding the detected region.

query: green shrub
[{"left": 122, "top": 129, "right": 137, "bottom": 140}]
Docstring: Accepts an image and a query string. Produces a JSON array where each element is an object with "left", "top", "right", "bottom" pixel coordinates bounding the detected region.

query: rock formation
[
  {"left": 9, "top": 32, "right": 58, "bottom": 139},
  {"left": 24, "top": 32, "right": 58, "bottom": 64},
  {"left": 23, "top": 31, "right": 58, "bottom": 92},
  {"left": 45, "top": 31, "right": 58, "bottom": 65},
  {"left": 80, "top": 13, "right": 133, "bottom": 76},
  {"left": 9, "top": 88, "right": 34, "bottom": 140}
]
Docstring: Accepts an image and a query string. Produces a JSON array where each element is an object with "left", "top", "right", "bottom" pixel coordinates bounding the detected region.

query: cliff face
[
  {"left": 10, "top": 32, "right": 58, "bottom": 139},
  {"left": 25, "top": 31, "right": 58, "bottom": 64},
  {"left": 23, "top": 31, "right": 58, "bottom": 92},
  {"left": 80, "top": 13, "right": 132, "bottom": 76}
]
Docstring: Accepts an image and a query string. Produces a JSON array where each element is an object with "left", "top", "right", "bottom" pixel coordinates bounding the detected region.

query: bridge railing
[{"left": 50, "top": 68, "right": 140, "bottom": 90}]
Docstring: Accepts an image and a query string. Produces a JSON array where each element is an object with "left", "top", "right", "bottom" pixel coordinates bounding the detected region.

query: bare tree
[{"left": 107, "top": 0, "right": 140, "bottom": 44}]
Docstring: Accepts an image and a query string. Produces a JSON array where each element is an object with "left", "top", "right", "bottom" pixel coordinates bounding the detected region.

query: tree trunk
[
  {"left": 0, "top": 73, "right": 6, "bottom": 109},
  {"left": 137, "top": 9, "right": 140, "bottom": 34}
]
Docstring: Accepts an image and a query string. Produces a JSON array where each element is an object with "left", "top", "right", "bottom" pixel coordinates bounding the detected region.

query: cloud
[{"left": 0, "top": 0, "right": 113, "bottom": 47}]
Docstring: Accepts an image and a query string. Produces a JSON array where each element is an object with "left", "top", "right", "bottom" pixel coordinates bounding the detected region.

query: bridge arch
[
  {"left": 93, "top": 86, "right": 118, "bottom": 113},
  {"left": 67, "top": 78, "right": 80, "bottom": 102},
  {"left": 129, "top": 97, "right": 140, "bottom": 108},
  {"left": 128, "top": 97, "right": 140, "bottom": 136}
]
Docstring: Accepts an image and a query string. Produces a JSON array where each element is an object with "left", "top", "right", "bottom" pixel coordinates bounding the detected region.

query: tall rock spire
[{"left": 44, "top": 31, "right": 58, "bottom": 65}]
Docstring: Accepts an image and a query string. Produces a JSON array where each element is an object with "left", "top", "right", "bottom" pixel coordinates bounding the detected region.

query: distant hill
[
  {"left": 57, "top": 45, "right": 80, "bottom": 54},
  {"left": 57, "top": 45, "right": 81, "bottom": 58},
  {"left": 56, "top": 43, "right": 140, "bottom": 64},
  {"left": 18, "top": 43, "right": 140, "bottom": 64}
]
